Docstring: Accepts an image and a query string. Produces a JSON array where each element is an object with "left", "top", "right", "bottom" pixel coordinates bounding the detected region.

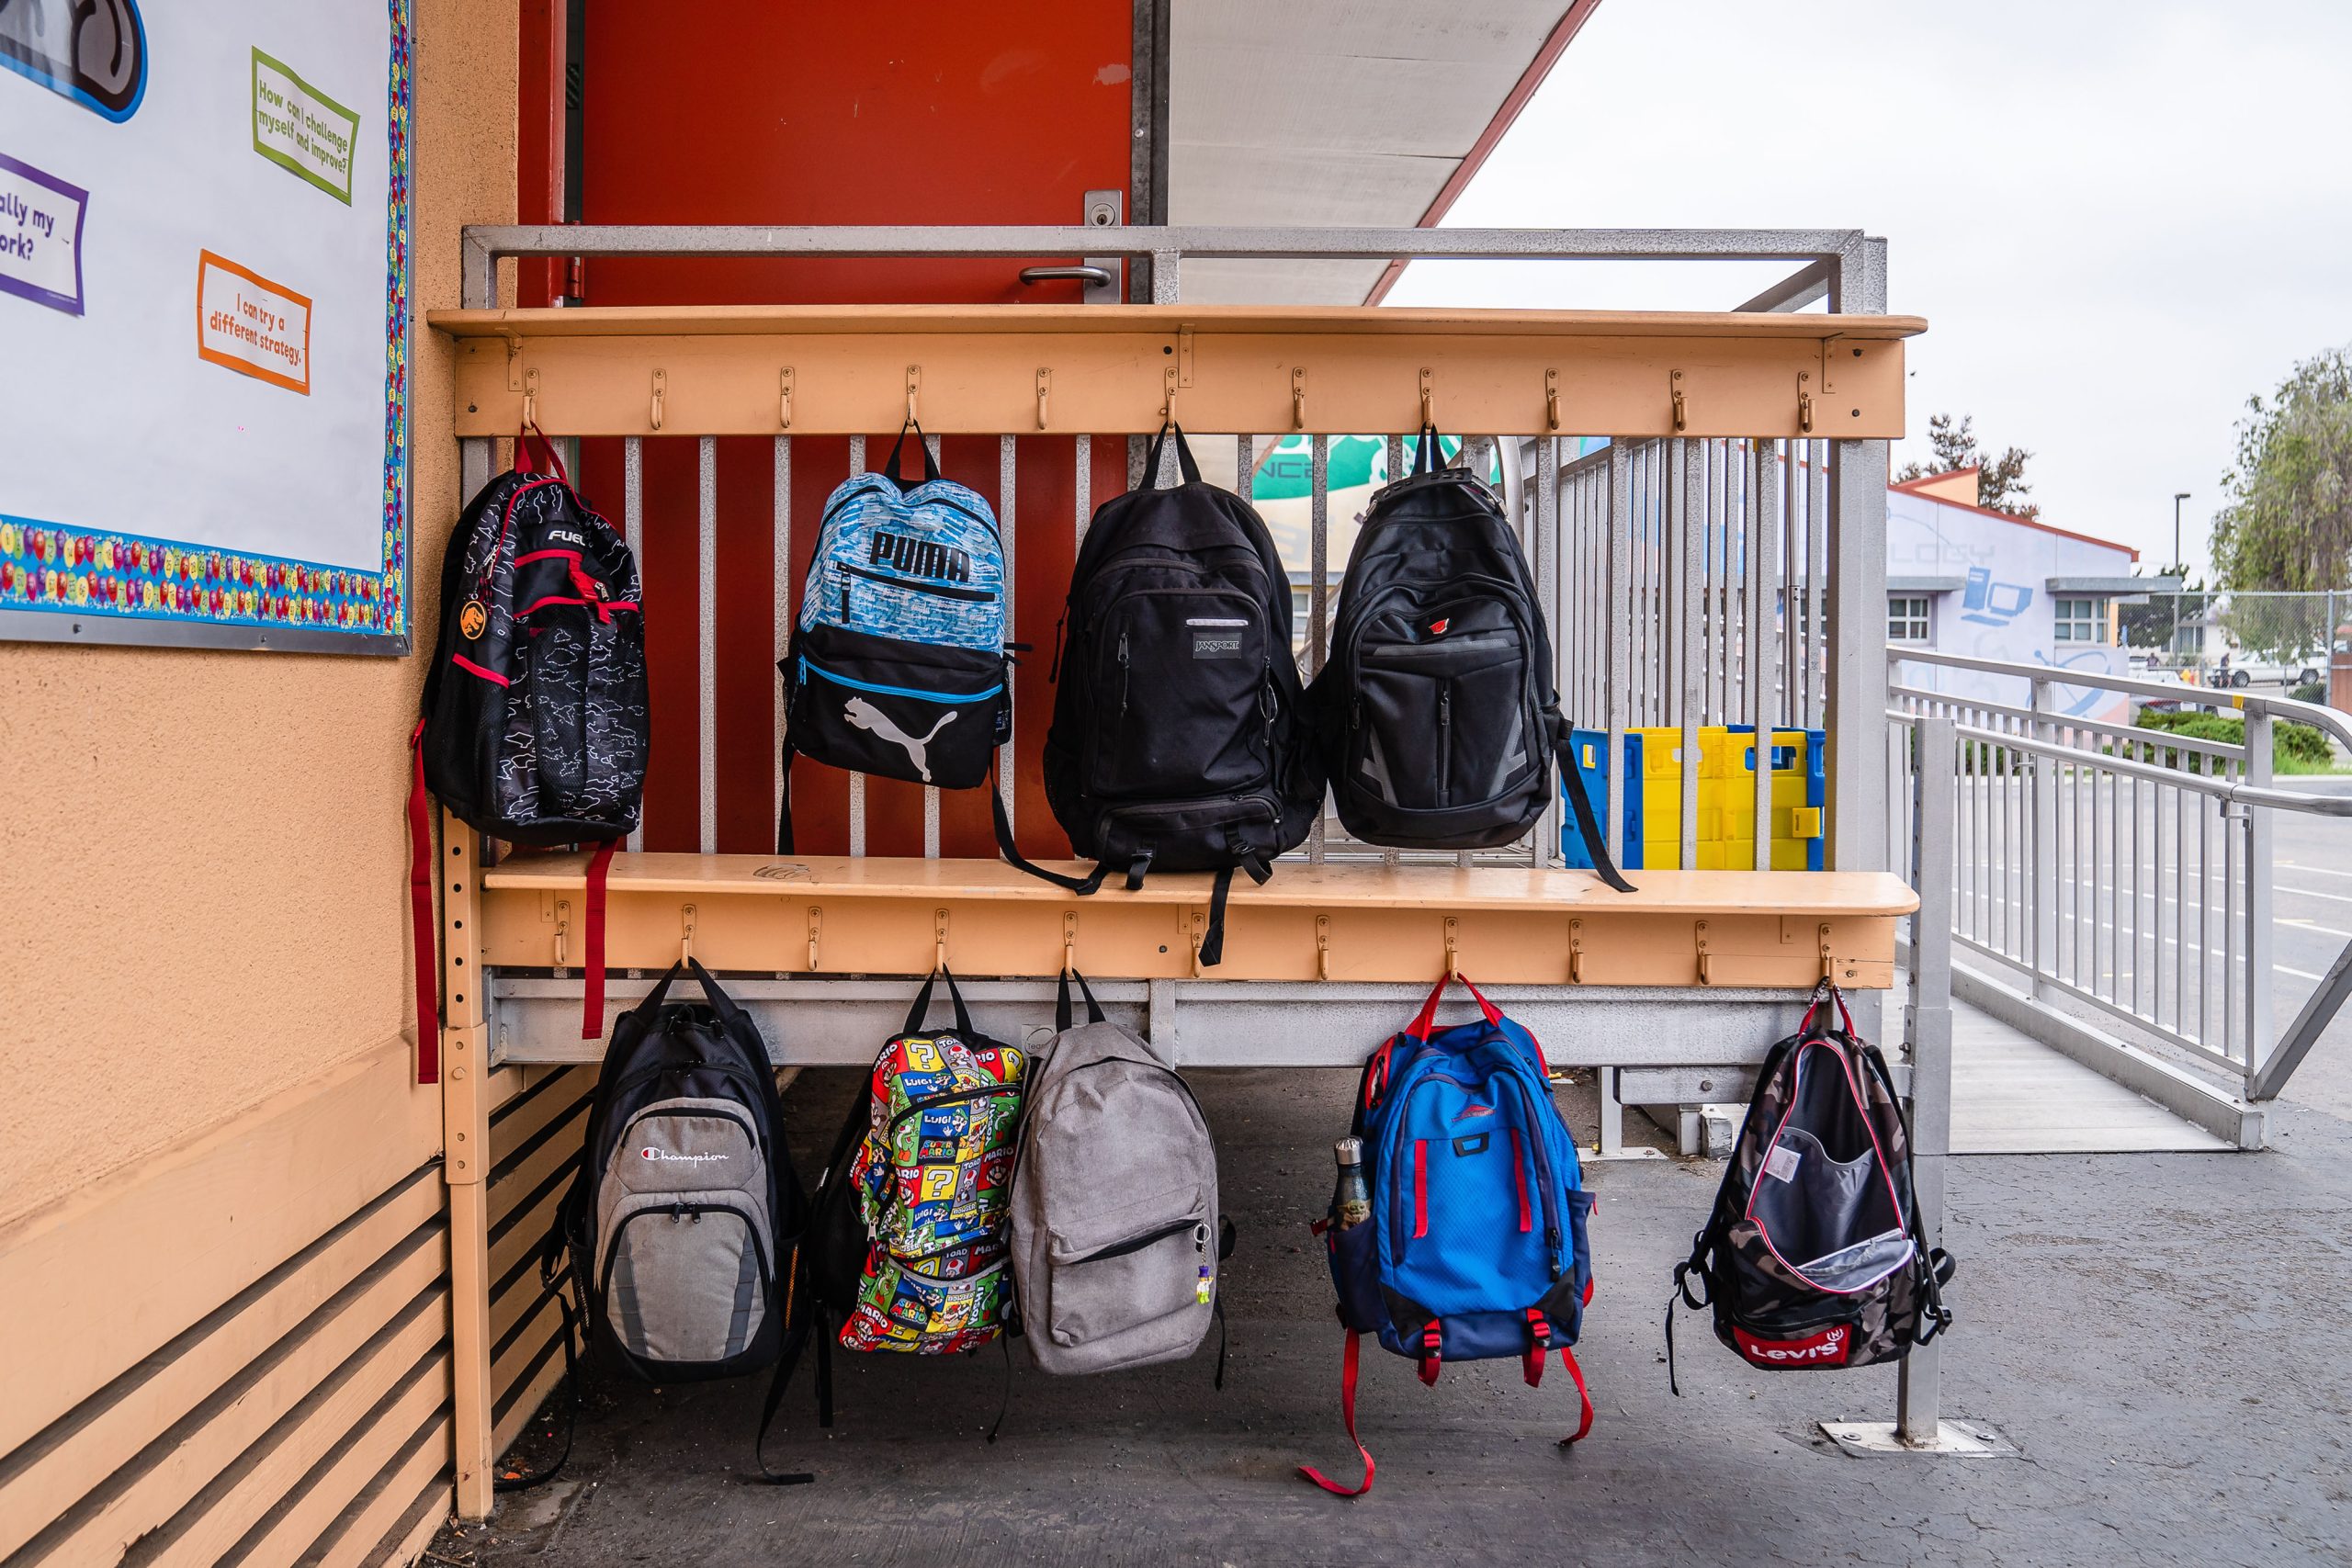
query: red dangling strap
[
  {"left": 1417, "top": 1321, "right": 1443, "bottom": 1387},
  {"left": 1557, "top": 1346, "right": 1594, "bottom": 1446},
  {"left": 582, "top": 840, "right": 617, "bottom": 1040},
  {"left": 1296, "top": 1330, "right": 1375, "bottom": 1497},
  {"left": 406, "top": 720, "right": 440, "bottom": 1084},
  {"left": 1523, "top": 1308, "right": 1551, "bottom": 1387}
]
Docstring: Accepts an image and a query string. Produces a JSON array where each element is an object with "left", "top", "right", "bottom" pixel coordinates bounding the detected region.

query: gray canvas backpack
[{"left": 1009, "top": 971, "right": 1230, "bottom": 1378}]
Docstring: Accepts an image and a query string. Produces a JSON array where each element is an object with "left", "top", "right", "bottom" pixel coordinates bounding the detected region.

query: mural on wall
[
  {"left": 1886, "top": 491, "right": 2132, "bottom": 723},
  {"left": 0, "top": 0, "right": 412, "bottom": 649}
]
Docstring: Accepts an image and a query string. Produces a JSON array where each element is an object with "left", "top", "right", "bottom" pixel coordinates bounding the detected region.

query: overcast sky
[{"left": 1385, "top": 0, "right": 2352, "bottom": 574}]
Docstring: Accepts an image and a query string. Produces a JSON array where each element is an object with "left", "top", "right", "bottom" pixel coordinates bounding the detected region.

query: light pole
[{"left": 2173, "top": 491, "right": 2191, "bottom": 663}]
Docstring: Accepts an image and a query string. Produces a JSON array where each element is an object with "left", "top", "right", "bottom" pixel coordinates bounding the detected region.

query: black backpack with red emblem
[
  {"left": 1307, "top": 425, "right": 1626, "bottom": 886},
  {"left": 1665, "top": 983, "right": 1953, "bottom": 1388}
]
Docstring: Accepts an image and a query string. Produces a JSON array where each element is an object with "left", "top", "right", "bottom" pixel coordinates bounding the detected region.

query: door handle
[{"left": 1019, "top": 265, "right": 1114, "bottom": 288}]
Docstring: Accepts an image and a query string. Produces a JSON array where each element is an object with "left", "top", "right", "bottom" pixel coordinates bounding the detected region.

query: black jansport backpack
[
  {"left": 1035, "top": 423, "right": 1323, "bottom": 964},
  {"left": 544, "top": 960, "right": 814, "bottom": 1482},
  {"left": 1310, "top": 427, "right": 1626, "bottom": 887},
  {"left": 1666, "top": 983, "right": 1953, "bottom": 1388},
  {"left": 410, "top": 433, "right": 647, "bottom": 1047}
]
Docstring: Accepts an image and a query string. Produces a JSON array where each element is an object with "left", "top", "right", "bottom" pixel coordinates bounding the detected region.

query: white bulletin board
[{"left": 0, "top": 0, "right": 413, "bottom": 653}]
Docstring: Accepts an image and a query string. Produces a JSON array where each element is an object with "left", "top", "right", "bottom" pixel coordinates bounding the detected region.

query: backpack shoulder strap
[{"left": 1548, "top": 713, "right": 1634, "bottom": 893}]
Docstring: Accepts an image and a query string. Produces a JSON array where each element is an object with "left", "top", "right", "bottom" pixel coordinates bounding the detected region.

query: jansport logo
[
  {"left": 1732, "top": 1324, "right": 1850, "bottom": 1365},
  {"left": 639, "top": 1147, "right": 729, "bottom": 1163}
]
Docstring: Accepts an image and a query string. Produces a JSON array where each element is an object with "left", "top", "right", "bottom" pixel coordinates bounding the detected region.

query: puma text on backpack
[
  {"left": 1010, "top": 970, "right": 1228, "bottom": 1378},
  {"left": 1037, "top": 423, "right": 1324, "bottom": 964},
  {"left": 410, "top": 430, "right": 646, "bottom": 1054},
  {"left": 544, "top": 960, "right": 812, "bottom": 1480},
  {"left": 1310, "top": 426, "right": 1626, "bottom": 888},
  {"left": 1666, "top": 983, "right": 1953, "bottom": 1389},
  {"left": 1304, "top": 973, "right": 1595, "bottom": 1496},
  {"left": 779, "top": 420, "right": 1008, "bottom": 847}
]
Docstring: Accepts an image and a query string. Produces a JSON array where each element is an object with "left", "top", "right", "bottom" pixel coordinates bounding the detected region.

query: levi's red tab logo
[
  {"left": 1732, "top": 1324, "right": 1851, "bottom": 1366},
  {"left": 1428, "top": 617, "right": 1450, "bottom": 636}
]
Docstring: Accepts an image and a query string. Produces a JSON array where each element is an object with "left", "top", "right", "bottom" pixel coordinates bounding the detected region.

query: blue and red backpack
[{"left": 1303, "top": 973, "right": 1596, "bottom": 1496}]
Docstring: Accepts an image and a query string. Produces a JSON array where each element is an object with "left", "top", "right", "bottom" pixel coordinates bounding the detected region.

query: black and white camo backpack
[
  {"left": 1666, "top": 983, "right": 1952, "bottom": 1388},
  {"left": 409, "top": 431, "right": 648, "bottom": 1051}
]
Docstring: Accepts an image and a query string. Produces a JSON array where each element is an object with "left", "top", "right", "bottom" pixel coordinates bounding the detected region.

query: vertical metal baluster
[
  {"left": 1536, "top": 434, "right": 1561, "bottom": 866},
  {"left": 1807, "top": 439, "right": 1827, "bottom": 728},
  {"left": 1679, "top": 438, "right": 1702, "bottom": 867},
  {"left": 846, "top": 434, "right": 866, "bottom": 857},
  {"left": 1749, "top": 439, "right": 1774, "bottom": 870},
  {"left": 1310, "top": 434, "right": 1331, "bottom": 865},
  {"left": 1607, "top": 441, "right": 1633, "bottom": 866},
  {"left": 625, "top": 437, "right": 645, "bottom": 854},
  {"left": 698, "top": 436, "right": 718, "bottom": 856},
  {"left": 999, "top": 434, "right": 1017, "bottom": 818},
  {"left": 922, "top": 432, "right": 943, "bottom": 860},
  {"left": 1383, "top": 433, "right": 1402, "bottom": 869},
  {"left": 774, "top": 435, "right": 791, "bottom": 843}
]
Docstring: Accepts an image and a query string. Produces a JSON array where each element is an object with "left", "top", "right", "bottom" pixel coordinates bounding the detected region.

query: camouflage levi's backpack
[{"left": 1666, "top": 983, "right": 1953, "bottom": 1387}]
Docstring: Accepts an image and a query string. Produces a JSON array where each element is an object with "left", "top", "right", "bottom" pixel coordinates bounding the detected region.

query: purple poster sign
[{"left": 0, "top": 152, "right": 89, "bottom": 316}]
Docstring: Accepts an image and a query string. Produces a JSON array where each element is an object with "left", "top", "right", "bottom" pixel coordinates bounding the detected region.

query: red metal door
[{"left": 562, "top": 5, "right": 1136, "bottom": 858}]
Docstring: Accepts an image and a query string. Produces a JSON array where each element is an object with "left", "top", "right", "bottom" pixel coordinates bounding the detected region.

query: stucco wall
[{"left": 0, "top": 0, "right": 515, "bottom": 1229}]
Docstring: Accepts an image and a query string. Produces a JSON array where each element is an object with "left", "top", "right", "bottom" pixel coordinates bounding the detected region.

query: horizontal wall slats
[
  {"left": 0, "top": 1043, "right": 444, "bottom": 1458},
  {"left": 214, "top": 1353, "right": 448, "bottom": 1568},
  {"left": 0, "top": 1166, "right": 443, "bottom": 1562},
  {"left": 297, "top": 1414, "right": 453, "bottom": 1568},
  {"left": 19, "top": 1223, "right": 446, "bottom": 1568}
]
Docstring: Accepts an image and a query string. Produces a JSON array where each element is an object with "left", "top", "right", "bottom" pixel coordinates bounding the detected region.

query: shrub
[
  {"left": 2291, "top": 681, "right": 2325, "bottom": 705},
  {"left": 2132, "top": 707, "right": 2334, "bottom": 770}
]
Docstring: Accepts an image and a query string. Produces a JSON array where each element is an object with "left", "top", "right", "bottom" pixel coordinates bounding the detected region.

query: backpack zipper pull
[
  {"left": 1116, "top": 631, "right": 1132, "bottom": 719},
  {"left": 1195, "top": 1222, "right": 1214, "bottom": 1303},
  {"left": 1048, "top": 608, "right": 1068, "bottom": 682}
]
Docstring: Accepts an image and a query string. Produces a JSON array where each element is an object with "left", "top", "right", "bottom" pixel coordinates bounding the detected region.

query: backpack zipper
[
  {"left": 884, "top": 1077, "right": 1020, "bottom": 1138},
  {"left": 838, "top": 561, "right": 997, "bottom": 603},
  {"left": 1115, "top": 631, "right": 1131, "bottom": 721},
  {"left": 1065, "top": 1214, "right": 1206, "bottom": 1266},
  {"left": 1438, "top": 684, "right": 1453, "bottom": 798}
]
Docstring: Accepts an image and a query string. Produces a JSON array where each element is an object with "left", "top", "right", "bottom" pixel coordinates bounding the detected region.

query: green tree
[
  {"left": 2211, "top": 346, "right": 2352, "bottom": 656},
  {"left": 1897, "top": 412, "right": 2040, "bottom": 519},
  {"left": 2116, "top": 563, "right": 2199, "bottom": 652}
]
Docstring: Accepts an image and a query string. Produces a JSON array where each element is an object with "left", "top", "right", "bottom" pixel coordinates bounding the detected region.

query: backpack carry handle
[
  {"left": 514, "top": 420, "right": 571, "bottom": 487},
  {"left": 903, "top": 964, "right": 977, "bottom": 1038},
  {"left": 1798, "top": 979, "right": 1857, "bottom": 1040},
  {"left": 878, "top": 416, "right": 943, "bottom": 490},
  {"left": 1410, "top": 421, "right": 1442, "bottom": 478},
  {"left": 1054, "top": 966, "right": 1106, "bottom": 1032},
  {"left": 1405, "top": 968, "right": 1503, "bottom": 1041},
  {"left": 1143, "top": 419, "right": 1204, "bottom": 488}
]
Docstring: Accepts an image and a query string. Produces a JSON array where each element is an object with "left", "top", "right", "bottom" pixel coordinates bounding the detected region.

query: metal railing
[{"left": 1886, "top": 646, "right": 2352, "bottom": 1101}]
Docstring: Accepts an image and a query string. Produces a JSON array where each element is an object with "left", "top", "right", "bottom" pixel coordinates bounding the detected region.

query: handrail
[{"left": 1888, "top": 644, "right": 2352, "bottom": 753}]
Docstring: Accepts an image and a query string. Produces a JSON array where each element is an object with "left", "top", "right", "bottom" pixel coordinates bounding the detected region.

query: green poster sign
[{"left": 251, "top": 49, "right": 360, "bottom": 204}]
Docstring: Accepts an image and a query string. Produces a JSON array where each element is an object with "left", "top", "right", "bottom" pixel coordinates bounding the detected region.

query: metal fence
[{"left": 1886, "top": 647, "right": 2352, "bottom": 1101}]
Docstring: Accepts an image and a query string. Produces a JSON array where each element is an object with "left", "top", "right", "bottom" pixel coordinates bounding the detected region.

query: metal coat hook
[
  {"left": 1036, "top": 367, "right": 1051, "bottom": 431},
  {"left": 1819, "top": 923, "right": 1835, "bottom": 984},
  {"left": 1796, "top": 369, "right": 1814, "bottom": 434},
  {"left": 1669, "top": 368, "right": 1686, "bottom": 434},
  {"left": 1291, "top": 367, "right": 1306, "bottom": 431},
  {"left": 1163, "top": 364, "right": 1179, "bottom": 423},
  {"left": 934, "top": 908, "right": 950, "bottom": 974},
  {"left": 650, "top": 368, "right": 666, "bottom": 432},
  {"left": 807, "top": 906, "right": 823, "bottom": 972},
  {"left": 552, "top": 897, "right": 571, "bottom": 971},
  {"left": 1190, "top": 909, "right": 1208, "bottom": 978},
  {"left": 1695, "top": 919, "right": 1713, "bottom": 985},
  {"left": 1063, "top": 909, "right": 1079, "bottom": 975},
  {"left": 1419, "top": 366, "right": 1434, "bottom": 429},
  {"left": 779, "top": 367, "right": 794, "bottom": 429},
  {"left": 1443, "top": 916, "right": 1461, "bottom": 981},
  {"left": 1544, "top": 367, "right": 1560, "bottom": 434},
  {"left": 1316, "top": 914, "right": 1331, "bottom": 982},
  {"left": 906, "top": 364, "right": 922, "bottom": 424},
  {"left": 523, "top": 367, "right": 541, "bottom": 428},
  {"left": 680, "top": 904, "right": 697, "bottom": 962},
  {"left": 1567, "top": 917, "right": 1584, "bottom": 985}
]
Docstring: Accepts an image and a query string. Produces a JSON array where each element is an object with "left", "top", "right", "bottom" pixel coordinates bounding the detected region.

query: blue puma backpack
[
  {"left": 780, "top": 421, "right": 1008, "bottom": 849},
  {"left": 1304, "top": 973, "right": 1596, "bottom": 1496}
]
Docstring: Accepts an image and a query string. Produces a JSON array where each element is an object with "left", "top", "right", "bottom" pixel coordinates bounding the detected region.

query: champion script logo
[{"left": 639, "top": 1147, "right": 729, "bottom": 1163}]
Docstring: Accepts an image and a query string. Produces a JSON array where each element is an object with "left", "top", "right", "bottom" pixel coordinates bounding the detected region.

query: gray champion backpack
[{"left": 1009, "top": 970, "right": 1230, "bottom": 1378}]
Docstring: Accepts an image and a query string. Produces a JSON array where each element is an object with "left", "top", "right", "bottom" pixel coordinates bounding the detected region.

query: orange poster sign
[{"left": 195, "top": 250, "right": 311, "bottom": 394}]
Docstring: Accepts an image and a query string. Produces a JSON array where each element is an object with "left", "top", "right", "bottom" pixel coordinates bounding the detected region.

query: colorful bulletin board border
[
  {"left": 1, "top": 0, "right": 412, "bottom": 651},
  {"left": 0, "top": 516, "right": 391, "bottom": 631}
]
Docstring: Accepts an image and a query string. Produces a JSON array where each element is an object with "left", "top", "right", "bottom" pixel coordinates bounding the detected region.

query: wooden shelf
[
  {"left": 480, "top": 852, "right": 1913, "bottom": 988},
  {"left": 431, "top": 301, "right": 1918, "bottom": 439}
]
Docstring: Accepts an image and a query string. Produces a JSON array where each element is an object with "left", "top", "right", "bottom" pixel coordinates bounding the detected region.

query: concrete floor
[{"left": 435, "top": 1066, "right": 2352, "bottom": 1568}]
